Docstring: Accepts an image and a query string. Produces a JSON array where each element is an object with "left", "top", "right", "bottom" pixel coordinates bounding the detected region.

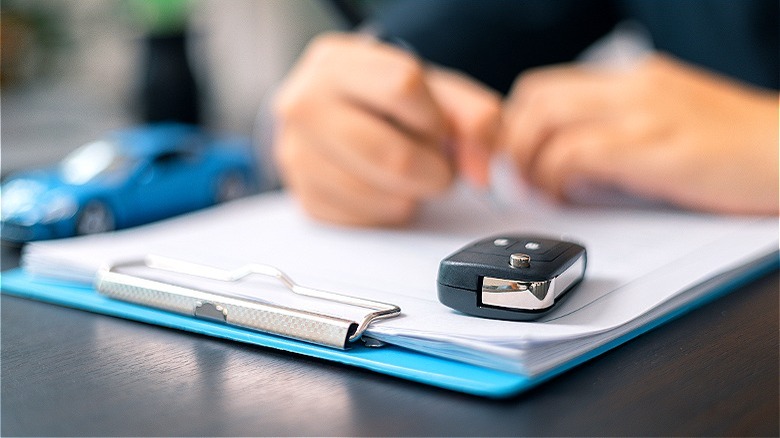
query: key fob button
[
  {"left": 492, "top": 238, "right": 512, "bottom": 247},
  {"left": 509, "top": 241, "right": 569, "bottom": 262},
  {"left": 506, "top": 237, "right": 561, "bottom": 255},
  {"left": 469, "top": 238, "right": 517, "bottom": 253}
]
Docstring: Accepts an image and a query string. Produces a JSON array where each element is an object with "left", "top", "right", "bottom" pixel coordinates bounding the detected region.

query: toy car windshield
[{"left": 60, "top": 140, "right": 135, "bottom": 185}]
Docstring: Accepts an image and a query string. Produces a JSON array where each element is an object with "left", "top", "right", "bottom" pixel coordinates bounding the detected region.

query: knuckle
[
  {"left": 272, "top": 88, "right": 302, "bottom": 121},
  {"left": 386, "top": 57, "right": 426, "bottom": 97},
  {"left": 306, "top": 32, "right": 348, "bottom": 61},
  {"left": 513, "top": 79, "right": 557, "bottom": 115},
  {"left": 308, "top": 32, "right": 340, "bottom": 47},
  {"left": 274, "top": 34, "right": 352, "bottom": 120},
  {"left": 633, "top": 56, "right": 669, "bottom": 90},
  {"left": 273, "top": 79, "right": 328, "bottom": 124},
  {"left": 513, "top": 68, "right": 550, "bottom": 95},
  {"left": 273, "top": 75, "right": 319, "bottom": 122},
  {"left": 522, "top": 92, "right": 556, "bottom": 121},
  {"left": 471, "top": 98, "right": 502, "bottom": 133}
]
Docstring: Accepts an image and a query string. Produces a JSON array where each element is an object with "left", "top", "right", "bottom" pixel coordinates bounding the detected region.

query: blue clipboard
[{"left": 2, "top": 253, "right": 776, "bottom": 398}]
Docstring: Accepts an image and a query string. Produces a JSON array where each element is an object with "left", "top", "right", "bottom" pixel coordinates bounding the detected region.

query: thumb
[{"left": 426, "top": 67, "right": 502, "bottom": 188}]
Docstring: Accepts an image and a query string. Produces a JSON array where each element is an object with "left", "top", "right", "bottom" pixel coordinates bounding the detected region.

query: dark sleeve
[
  {"left": 374, "top": 0, "right": 621, "bottom": 94},
  {"left": 619, "top": 0, "right": 779, "bottom": 90}
]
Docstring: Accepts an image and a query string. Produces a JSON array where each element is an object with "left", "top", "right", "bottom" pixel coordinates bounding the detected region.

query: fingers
[
  {"left": 526, "top": 119, "right": 667, "bottom": 201},
  {"left": 500, "top": 55, "right": 780, "bottom": 215},
  {"left": 426, "top": 67, "right": 502, "bottom": 188},
  {"left": 276, "top": 33, "right": 449, "bottom": 146},
  {"left": 283, "top": 92, "right": 453, "bottom": 198},
  {"left": 500, "top": 65, "right": 633, "bottom": 180},
  {"left": 272, "top": 32, "right": 455, "bottom": 226},
  {"left": 277, "top": 129, "right": 418, "bottom": 226}
]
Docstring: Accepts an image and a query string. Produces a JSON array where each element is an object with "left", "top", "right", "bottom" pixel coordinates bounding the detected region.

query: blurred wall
[
  {"left": 2, "top": 0, "right": 141, "bottom": 172},
  {"left": 191, "top": 0, "right": 340, "bottom": 134},
  {"left": 1, "top": 0, "right": 341, "bottom": 172}
]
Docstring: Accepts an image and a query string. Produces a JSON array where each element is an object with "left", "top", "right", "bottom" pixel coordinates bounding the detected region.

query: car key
[{"left": 437, "top": 235, "right": 586, "bottom": 321}]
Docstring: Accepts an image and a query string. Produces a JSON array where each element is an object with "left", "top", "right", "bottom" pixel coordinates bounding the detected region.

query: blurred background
[{"left": 1, "top": 0, "right": 377, "bottom": 175}]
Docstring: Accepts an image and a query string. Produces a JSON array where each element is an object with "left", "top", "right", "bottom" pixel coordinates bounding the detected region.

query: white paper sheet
[{"left": 22, "top": 167, "right": 778, "bottom": 376}]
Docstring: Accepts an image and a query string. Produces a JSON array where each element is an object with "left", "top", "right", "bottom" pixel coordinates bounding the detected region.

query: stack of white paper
[{"left": 22, "top": 173, "right": 778, "bottom": 376}]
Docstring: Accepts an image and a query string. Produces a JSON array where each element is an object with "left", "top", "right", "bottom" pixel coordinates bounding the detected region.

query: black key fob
[{"left": 437, "top": 235, "right": 586, "bottom": 321}]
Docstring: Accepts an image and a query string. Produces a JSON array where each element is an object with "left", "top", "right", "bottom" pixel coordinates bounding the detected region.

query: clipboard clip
[{"left": 94, "top": 255, "right": 401, "bottom": 350}]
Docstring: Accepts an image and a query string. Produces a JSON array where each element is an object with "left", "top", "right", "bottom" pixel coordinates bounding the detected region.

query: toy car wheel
[
  {"left": 76, "top": 201, "right": 115, "bottom": 235},
  {"left": 216, "top": 171, "right": 248, "bottom": 203}
]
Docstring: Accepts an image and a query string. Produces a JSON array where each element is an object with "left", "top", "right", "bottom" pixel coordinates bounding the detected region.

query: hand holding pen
[
  {"left": 272, "top": 33, "right": 501, "bottom": 226},
  {"left": 272, "top": 31, "right": 778, "bottom": 225}
]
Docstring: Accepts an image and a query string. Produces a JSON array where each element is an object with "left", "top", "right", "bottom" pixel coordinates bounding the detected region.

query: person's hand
[
  {"left": 272, "top": 33, "right": 500, "bottom": 226},
  {"left": 499, "top": 53, "right": 779, "bottom": 215}
]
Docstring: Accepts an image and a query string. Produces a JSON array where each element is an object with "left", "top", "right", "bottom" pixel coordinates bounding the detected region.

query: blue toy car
[{"left": 1, "top": 123, "right": 258, "bottom": 243}]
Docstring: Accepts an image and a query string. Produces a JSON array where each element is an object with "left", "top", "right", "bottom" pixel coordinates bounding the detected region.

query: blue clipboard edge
[
  {"left": 2, "top": 252, "right": 777, "bottom": 399},
  {"left": 1, "top": 268, "right": 531, "bottom": 398}
]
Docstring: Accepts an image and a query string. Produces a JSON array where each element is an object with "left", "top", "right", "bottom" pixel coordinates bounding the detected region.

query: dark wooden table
[{"left": 2, "top": 240, "right": 777, "bottom": 436}]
